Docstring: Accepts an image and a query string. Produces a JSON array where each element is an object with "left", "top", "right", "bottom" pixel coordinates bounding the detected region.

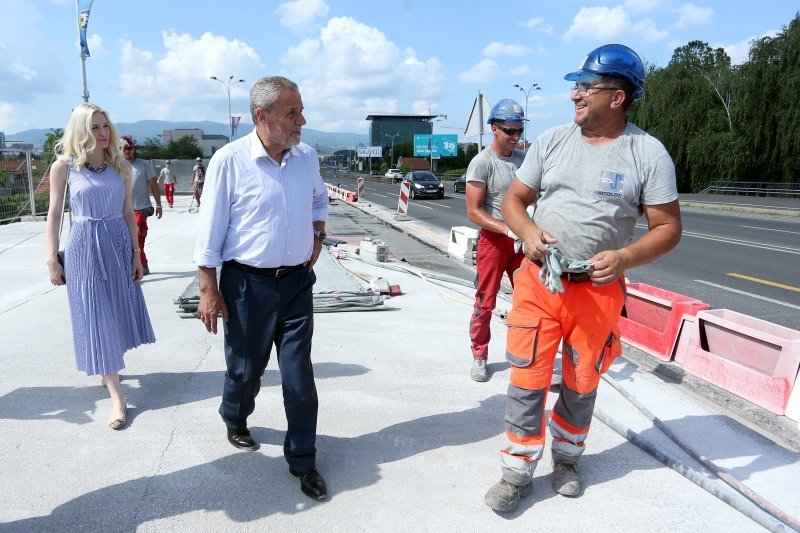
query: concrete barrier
[
  {"left": 447, "top": 226, "right": 479, "bottom": 264},
  {"left": 676, "top": 309, "right": 800, "bottom": 416},
  {"left": 618, "top": 283, "right": 710, "bottom": 361}
]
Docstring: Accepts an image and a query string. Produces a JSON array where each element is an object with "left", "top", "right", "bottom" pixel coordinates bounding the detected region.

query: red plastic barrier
[
  {"left": 677, "top": 309, "right": 800, "bottom": 415},
  {"left": 618, "top": 283, "right": 710, "bottom": 361}
]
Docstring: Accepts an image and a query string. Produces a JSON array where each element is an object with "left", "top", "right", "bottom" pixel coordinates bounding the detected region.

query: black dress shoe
[
  {"left": 291, "top": 468, "right": 327, "bottom": 500},
  {"left": 227, "top": 428, "right": 259, "bottom": 451}
]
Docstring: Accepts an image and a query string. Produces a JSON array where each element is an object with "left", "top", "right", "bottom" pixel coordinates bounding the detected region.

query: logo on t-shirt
[{"left": 598, "top": 171, "right": 624, "bottom": 199}]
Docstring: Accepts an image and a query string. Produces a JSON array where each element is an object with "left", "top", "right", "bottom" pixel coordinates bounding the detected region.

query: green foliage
[
  {"left": 628, "top": 12, "right": 800, "bottom": 190},
  {"left": 165, "top": 136, "right": 203, "bottom": 159},
  {"left": 138, "top": 137, "right": 165, "bottom": 160}
]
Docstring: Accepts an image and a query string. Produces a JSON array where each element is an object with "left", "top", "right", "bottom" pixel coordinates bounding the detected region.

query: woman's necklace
[{"left": 85, "top": 160, "right": 108, "bottom": 173}]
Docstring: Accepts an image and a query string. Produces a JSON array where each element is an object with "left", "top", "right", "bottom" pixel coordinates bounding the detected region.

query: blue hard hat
[
  {"left": 487, "top": 99, "right": 528, "bottom": 124},
  {"left": 564, "top": 44, "right": 645, "bottom": 101}
]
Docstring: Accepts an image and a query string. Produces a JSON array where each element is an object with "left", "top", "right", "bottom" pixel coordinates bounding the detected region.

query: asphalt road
[{"left": 326, "top": 171, "right": 800, "bottom": 330}]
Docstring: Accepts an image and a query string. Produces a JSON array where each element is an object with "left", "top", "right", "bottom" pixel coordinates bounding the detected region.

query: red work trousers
[
  {"left": 194, "top": 182, "right": 204, "bottom": 205},
  {"left": 470, "top": 229, "right": 524, "bottom": 360},
  {"left": 164, "top": 183, "right": 175, "bottom": 207},
  {"left": 134, "top": 211, "right": 149, "bottom": 267}
]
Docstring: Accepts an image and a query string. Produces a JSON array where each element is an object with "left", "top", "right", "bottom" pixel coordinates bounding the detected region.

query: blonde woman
[{"left": 45, "top": 103, "right": 155, "bottom": 430}]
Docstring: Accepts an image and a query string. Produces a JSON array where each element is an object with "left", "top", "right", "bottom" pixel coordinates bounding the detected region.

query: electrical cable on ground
[
  {"left": 343, "top": 250, "right": 512, "bottom": 316},
  {"left": 600, "top": 373, "right": 800, "bottom": 532}
]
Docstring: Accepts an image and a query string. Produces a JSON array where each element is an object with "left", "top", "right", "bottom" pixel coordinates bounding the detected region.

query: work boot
[
  {"left": 484, "top": 479, "right": 532, "bottom": 512},
  {"left": 471, "top": 359, "right": 488, "bottom": 382},
  {"left": 551, "top": 460, "right": 581, "bottom": 496}
]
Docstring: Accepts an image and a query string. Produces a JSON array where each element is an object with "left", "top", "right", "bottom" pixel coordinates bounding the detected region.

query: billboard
[
  {"left": 413, "top": 134, "right": 458, "bottom": 157},
  {"left": 357, "top": 146, "right": 383, "bottom": 158}
]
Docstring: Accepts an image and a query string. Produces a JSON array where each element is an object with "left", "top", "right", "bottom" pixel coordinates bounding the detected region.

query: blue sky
[{"left": 1, "top": 0, "right": 797, "bottom": 144}]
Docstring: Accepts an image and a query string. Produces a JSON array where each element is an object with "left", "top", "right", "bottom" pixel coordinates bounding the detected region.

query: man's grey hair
[{"left": 250, "top": 76, "right": 299, "bottom": 122}]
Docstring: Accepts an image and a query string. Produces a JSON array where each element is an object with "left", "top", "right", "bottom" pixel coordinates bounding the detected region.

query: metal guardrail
[{"left": 695, "top": 181, "right": 800, "bottom": 199}]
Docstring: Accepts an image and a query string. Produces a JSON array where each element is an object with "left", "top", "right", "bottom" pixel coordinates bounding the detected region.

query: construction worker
[
  {"left": 484, "top": 44, "right": 682, "bottom": 512},
  {"left": 466, "top": 99, "right": 527, "bottom": 382}
]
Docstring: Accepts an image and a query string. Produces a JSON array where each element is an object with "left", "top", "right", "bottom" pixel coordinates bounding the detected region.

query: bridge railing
[{"left": 695, "top": 181, "right": 800, "bottom": 199}]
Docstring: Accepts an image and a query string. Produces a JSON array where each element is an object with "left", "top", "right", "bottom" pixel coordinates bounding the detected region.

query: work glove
[{"left": 538, "top": 244, "right": 595, "bottom": 294}]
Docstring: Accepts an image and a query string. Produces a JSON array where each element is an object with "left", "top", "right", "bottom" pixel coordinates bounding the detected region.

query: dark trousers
[{"left": 219, "top": 263, "right": 318, "bottom": 472}]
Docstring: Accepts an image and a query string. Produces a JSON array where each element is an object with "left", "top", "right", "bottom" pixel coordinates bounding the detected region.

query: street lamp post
[
  {"left": 513, "top": 82, "right": 540, "bottom": 147},
  {"left": 210, "top": 75, "right": 245, "bottom": 141},
  {"left": 385, "top": 133, "right": 399, "bottom": 167}
]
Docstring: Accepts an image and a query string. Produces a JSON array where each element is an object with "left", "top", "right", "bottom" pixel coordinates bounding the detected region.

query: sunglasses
[
  {"left": 496, "top": 125, "right": 524, "bottom": 136},
  {"left": 122, "top": 146, "right": 134, "bottom": 151}
]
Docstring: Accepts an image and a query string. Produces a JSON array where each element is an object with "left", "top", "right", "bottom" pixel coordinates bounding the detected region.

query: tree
[
  {"left": 42, "top": 128, "right": 64, "bottom": 168},
  {"left": 137, "top": 136, "right": 165, "bottom": 160},
  {"left": 165, "top": 135, "right": 202, "bottom": 159}
]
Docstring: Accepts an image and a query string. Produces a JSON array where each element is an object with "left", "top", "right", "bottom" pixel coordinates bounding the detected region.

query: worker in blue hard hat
[
  {"left": 485, "top": 43, "right": 682, "bottom": 513},
  {"left": 464, "top": 98, "right": 529, "bottom": 383}
]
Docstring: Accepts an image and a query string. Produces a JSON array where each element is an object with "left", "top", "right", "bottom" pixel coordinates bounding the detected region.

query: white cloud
[
  {"left": 86, "top": 34, "right": 105, "bottom": 58},
  {"left": 625, "top": 0, "right": 663, "bottom": 13},
  {"left": 459, "top": 59, "right": 502, "bottom": 83},
  {"left": 115, "top": 32, "right": 265, "bottom": 122},
  {"left": 276, "top": 0, "right": 330, "bottom": 33},
  {"left": 521, "top": 17, "right": 543, "bottom": 28},
  {"left": 564, "top": 6, "right": 632, "bottom": 42},
  {"left": 482, "top": 42, "right": 536, "bottom": 58},
  {"left": 632, "top": 18, "right": 669, "bottom": 42},
  {"left": 718, "top": 29, "right": 779, "bottom": 65},
  {"left": 674, "top": 3, "right": 714, "bottom": 29},
  {"left": 280, "top": 17, "right": 445, "bottom": 131},
  {"left": 509, "top": 64, "right": 534, "bottom": 77}
]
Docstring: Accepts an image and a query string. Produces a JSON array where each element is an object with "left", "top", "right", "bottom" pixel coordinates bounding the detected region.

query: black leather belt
[
  {"left": 225, "top": 260, "right": 302, "bottom": 278},
  {"left": 532, "top": 259, "right": 592, "bottom": 283}
]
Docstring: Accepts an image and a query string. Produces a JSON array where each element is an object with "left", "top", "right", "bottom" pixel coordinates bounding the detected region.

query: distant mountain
[{"left": 7, "top": 120, "right": 369, "bottom": 154}]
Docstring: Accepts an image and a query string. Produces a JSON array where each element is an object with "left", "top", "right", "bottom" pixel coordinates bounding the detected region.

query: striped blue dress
[{"left": 64, "top": 163, "right": 155, "bottom": 375}]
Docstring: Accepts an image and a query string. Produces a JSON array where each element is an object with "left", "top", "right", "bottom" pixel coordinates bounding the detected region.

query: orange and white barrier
[
  {"left": 325, "top": 183, "right": 357, "bottom": 202},
  {"left": 395, "top": 180, "right": 410, "bottom": 220}
]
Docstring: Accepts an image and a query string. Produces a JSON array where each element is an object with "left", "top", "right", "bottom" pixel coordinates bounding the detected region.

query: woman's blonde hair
[{"left": 55, "top": 103, "right": 129, "bottom": 178}]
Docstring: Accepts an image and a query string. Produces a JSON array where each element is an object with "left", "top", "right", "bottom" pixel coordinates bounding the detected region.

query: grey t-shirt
[
  {"left": 465, "top": 146, "right": 526, "bottom": 220},
  {"left": 160, "top": 167, "right": 176, "bottom": 185},
  {"left": 130, "top": 158, "right": 156, "bottom": 211},
  {"left": 516, "top": 122, "right": 678, "bottom": 260}
]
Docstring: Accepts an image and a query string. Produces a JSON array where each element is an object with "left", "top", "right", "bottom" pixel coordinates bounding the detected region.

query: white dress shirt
[{"left": 193, "top": 129, "right": 328, "bottom": 268}]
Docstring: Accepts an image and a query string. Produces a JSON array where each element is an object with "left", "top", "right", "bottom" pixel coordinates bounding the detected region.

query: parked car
[
  {"left": 385, "top": 168, "right": 403, "bottom": 181},
  {"left": 453, "top": 174, "right": 467, "bottom": 193},
  {"left": 404, "top": 171, "right": 445, "bottom": 199},
  {"left": 370, "top": 169, "right": 379, "bottom": 175}
]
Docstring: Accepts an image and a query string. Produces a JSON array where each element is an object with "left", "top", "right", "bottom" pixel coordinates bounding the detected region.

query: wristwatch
[{"left": 314, "top": 230, "right": 327, "bottom": 241}]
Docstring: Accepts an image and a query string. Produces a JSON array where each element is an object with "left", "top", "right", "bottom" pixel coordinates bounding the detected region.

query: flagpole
[
  {"left": 76, "top": 0, "right": 91, "bottom": 103},
  {"left": 80, "top": 50, "right": 89, "bottom": 103},
  {"left": 478, "top": 91, "right": 485, "bottom": 150}
]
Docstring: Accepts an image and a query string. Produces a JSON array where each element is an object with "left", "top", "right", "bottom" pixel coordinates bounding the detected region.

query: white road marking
[
  {"left": 739, "top": 225, "right": 800, "bottom": 236},
  {"left": 693, "top": 280, "right": 800, "bottom": 310}
]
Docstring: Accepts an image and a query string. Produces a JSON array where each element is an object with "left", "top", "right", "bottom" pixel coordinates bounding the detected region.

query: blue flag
[{"left": 77, "top": 0, "right": 94, "bottom": 57}]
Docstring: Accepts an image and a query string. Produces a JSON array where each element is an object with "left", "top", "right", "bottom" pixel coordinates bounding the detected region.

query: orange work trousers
[{"left": 499, "top": 259, "right": 625, "bottom": 481}]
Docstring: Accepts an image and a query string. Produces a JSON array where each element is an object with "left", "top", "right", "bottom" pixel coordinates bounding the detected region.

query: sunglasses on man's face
[
  {"left": 122, "top": 146, "right": 133, "bottom": 151},
  {"left": 495, "top": 125, "right": 524, "bottom": 136}
]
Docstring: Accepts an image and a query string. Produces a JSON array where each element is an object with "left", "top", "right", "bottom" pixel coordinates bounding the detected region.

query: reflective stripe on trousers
[{"left": 500, "top": 259, "right": 625, "bottom": 478}]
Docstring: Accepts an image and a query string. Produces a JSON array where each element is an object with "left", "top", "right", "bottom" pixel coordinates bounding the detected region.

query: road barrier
[
  {"left": 325, "top": 183, "right": 357, "bottom": 202},
  {"left": 357, "top": 178, "right": 366, "bottom": 202},
  {"left": 673, "top": 309, "right": 800, "bottom": 416},
  {"left": 447, "top": 226, "right": 479, "bottom": 264},
  {"left": 618, "top": 283, "right": 710, "bottom": 361},
  {"left": 395, "top": 180, "right": 410, "bottom": 221}
]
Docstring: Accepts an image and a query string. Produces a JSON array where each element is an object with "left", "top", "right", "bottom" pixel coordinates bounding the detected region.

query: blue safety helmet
[
  {"left": 487, "top": 99, "right": 528, "bottom": 124},
  {"left": 564, "top": 44, "right": 645, "bottom": 101}
]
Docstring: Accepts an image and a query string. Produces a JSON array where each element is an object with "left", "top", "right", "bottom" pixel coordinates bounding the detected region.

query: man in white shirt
[{"left": 193, "top": 76, "right": 329, "bottom": 501}]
